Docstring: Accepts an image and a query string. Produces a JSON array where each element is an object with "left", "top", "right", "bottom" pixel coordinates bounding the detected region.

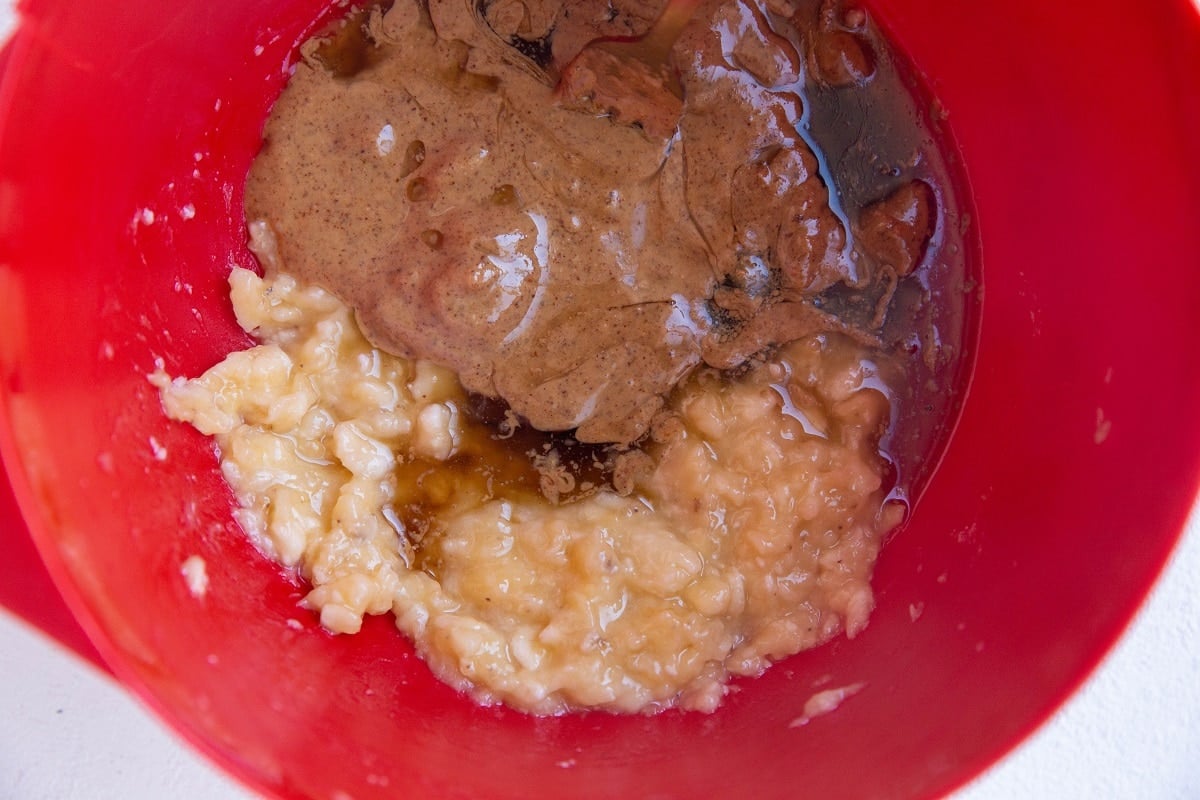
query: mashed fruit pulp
[
  {"left": 155, "top": 0, "right": 971, "bottom": 713},
  {"left": 156, "top": 267, "right": 900, "bottom": 713}
]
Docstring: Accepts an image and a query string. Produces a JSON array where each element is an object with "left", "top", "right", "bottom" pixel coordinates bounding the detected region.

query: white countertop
[{"left": 1, "top": 3, "right": 1198, "bottom": 798}]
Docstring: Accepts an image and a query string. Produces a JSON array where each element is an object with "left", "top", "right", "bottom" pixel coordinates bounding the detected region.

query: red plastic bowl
[{"left": 2, "top": 1, "right": 1199, "bottom": 798}]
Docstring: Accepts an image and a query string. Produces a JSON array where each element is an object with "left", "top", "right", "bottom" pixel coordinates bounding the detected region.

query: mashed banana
[{"left": 154, "top": 267, "right": 902, "bottom": 713}]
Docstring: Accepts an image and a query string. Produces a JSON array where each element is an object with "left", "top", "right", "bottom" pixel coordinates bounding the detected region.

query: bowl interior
[{"left": 1, "top": 1, "right": 1199, "bottom": 798}]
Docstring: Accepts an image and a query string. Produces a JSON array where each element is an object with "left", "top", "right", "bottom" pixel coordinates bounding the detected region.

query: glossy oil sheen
[{"left": 0, "top": 1, "right": 1198, "bottom": 799}]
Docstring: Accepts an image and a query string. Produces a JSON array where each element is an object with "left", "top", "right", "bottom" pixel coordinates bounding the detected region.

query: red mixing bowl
[{"left": 1, "top": 1, "right": 1198, "bottom": 798}]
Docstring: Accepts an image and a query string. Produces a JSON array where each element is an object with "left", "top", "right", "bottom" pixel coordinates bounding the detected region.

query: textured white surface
[
  {"left": 1, "top": 3, "right": 1198, "bottom": 798},
  {"left": 0, "top": 613, "right": 255, "bottom": 799}
]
